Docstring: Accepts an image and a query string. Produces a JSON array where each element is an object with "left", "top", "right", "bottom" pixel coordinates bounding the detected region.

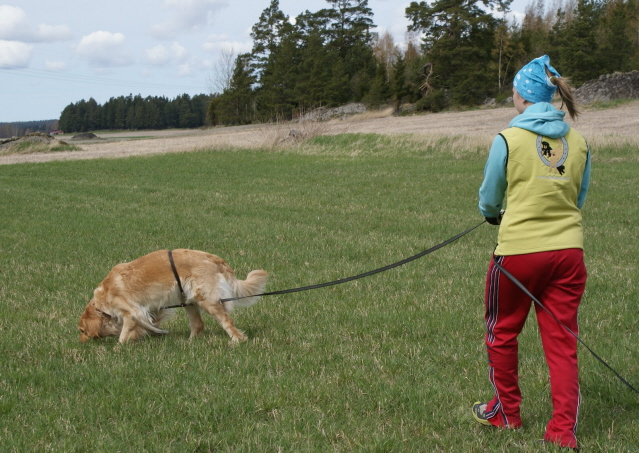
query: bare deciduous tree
[
  {"left": 372, "top": 31, "right": 399, "bottom": 79},
  {"left": 207, "top": 46, "right": 237, "bottom": 95},
  {"left": 404, "top": 31, "right": 422, "bottom": 62}
]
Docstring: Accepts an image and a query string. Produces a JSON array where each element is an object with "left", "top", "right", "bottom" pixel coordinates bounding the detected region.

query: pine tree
[
  {"left": 59, "top": 104, "right": 78, "bottom": 133},
  {"left": 257, "top": 28, "right": 302, "bottom": 120},
  {"left": 293, "top": 31, "right": 335, "bottom": 108},
  {"left": 392, "top": 54, "right": 410, "bottom": 109},
  {"left": 365, "top": 60, "right": 393, "bottom": 108},
  {"left": 324, "top": 0, "right": 377, "bottom": 100},
  {"left": 551, "top": 0, "right": 604, "bottom": 85},
  {"left": 598, "top": 0, "right": 638, "bottom": 73},
  {"left": 406, "top": 0, "right": 511, "bottom": 105},
  {"left": 250, "top": 0, "right": 293, "bottom": 80},
  {"left": 215, "top": 54, "right": 256, "bottom": 125}
]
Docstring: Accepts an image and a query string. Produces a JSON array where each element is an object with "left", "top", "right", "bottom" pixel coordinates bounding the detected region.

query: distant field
[{"left": 2, "top": 99, "right": 639, "bottom": 166}]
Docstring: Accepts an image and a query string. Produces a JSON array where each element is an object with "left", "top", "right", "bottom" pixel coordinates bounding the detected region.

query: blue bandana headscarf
[{"left": 513, "top": 55, "right": 561, "bottom": 103}]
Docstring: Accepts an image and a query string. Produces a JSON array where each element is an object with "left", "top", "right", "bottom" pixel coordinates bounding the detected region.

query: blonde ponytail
[{"left": 548, "top": 72, "right": 581, "bottom": 120}]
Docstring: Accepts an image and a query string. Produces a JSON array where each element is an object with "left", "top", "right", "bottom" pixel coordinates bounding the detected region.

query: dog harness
[{"left": 167, "top": 250, "right": 187, "bottom": 303}]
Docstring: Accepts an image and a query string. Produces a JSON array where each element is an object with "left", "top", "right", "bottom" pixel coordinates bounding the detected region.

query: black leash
[
  {"left": 492, "top": 259, "right": 639, "bottom": 395},
  {"left": 164, "top": 222, "right": 636, "bottom": 395},
  {"left": 219, "top": 220, "right": 487, "bottom": 303},
  {"left": 167, "top": 250, "right": 190, "bottom": 308}
]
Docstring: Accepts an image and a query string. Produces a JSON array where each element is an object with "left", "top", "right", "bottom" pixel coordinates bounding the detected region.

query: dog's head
[{"left": 78, "top": 299, "right": 120, "bottom": 342}]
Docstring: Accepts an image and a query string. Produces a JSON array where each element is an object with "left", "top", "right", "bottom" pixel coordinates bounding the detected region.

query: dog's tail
[
  {"left": 230, "top": 270, "right": 268, "bottom": 308},
  {"left": 136, "top": 308, "right": 171, "bottom": 336}
]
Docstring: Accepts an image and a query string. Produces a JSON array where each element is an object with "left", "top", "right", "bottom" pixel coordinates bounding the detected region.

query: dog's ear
[
  {"left": 89, "top": 297, "right": 113, "bottom": 320},
  {"left": 79, "top": 305, "right": 104, "bottom": 342},
  {"left": 79, "top": 299, "right": 115, "bottom": 342}
]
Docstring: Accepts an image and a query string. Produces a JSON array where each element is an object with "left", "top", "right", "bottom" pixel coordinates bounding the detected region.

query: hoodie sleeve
[
  {"left": 478, "top": 134, "right": 508, "bottom": 217},
  {"left": 577, "top": 147, "right": 591, "bottom": 209}
]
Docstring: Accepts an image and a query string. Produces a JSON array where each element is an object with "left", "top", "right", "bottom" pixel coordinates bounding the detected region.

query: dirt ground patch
[{"left": 2, "top": 101, "right": 638, "bottom": 165}]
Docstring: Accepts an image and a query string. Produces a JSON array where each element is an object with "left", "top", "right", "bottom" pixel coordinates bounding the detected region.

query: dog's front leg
[
  {"left": 185, "top": 305, "right": 205, "bottom": 339},
  {"left": 118, "top": 314, "right": 138, "bottom": 343}
]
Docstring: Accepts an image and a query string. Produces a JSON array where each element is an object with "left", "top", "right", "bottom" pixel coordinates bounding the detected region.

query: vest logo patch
[{"left": 536, "top": 135, "right": 568, "bottom": 175}]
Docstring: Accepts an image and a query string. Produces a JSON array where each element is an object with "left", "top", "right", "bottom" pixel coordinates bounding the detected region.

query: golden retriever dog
[{"left": 78, "top": 249, "right": 268, "bottom": 343}]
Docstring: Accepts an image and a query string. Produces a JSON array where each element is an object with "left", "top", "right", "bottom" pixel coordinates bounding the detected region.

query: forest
[
  {"left": 57, "top": 94, "right": 211, "bottom": 134},
  {"left": 58, "top": 0, "right": 639, "bottom": 132}
]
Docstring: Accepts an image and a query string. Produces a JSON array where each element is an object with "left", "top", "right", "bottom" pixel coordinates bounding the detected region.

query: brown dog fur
[{"left": 78, "top": 249, "right": 268, "bottom": 343}]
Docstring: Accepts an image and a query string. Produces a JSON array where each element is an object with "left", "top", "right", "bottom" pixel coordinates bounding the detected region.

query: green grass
[
  {"left": 51, "top": 144, "right": 83, "bottom": 152},
  {"left": 584, "top": 98, "right": 639, "bottom": 111},
  {"left": 0, "top": 134, "right": 637, "bottom": 452}
]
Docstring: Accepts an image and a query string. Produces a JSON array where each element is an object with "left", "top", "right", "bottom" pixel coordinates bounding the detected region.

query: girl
[{"left": 473, "top": 55, "right": 591, "bottom": 450}]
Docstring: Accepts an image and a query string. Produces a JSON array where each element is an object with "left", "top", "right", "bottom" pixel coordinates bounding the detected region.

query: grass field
[{"left": 0, "top": 134, "right": 637, "bottom": 452}]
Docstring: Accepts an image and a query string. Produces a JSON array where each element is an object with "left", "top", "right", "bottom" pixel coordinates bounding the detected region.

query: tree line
[
  {"left": 211, "top": 0, "right": 638, "bottom": 125},
  {"left": 58, "top": 0, "right": 638, "bottom": 131},
  {"left": 58, "top": 94, "right": 211, "bottom": 133}
]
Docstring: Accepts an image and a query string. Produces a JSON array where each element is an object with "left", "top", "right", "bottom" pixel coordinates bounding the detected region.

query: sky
[{"left": 0, "top": 0, "right": 528, "bottom": 123}]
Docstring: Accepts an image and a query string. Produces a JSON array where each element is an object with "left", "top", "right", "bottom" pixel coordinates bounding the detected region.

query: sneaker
[{"left": 472, "top": 401, "right": 493, "bottom": 426}]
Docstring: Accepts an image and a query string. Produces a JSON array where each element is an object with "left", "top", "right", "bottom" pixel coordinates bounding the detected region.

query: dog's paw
[
  {"left": 188, "top": 331, "right": 203, "bottom": 340},
  {"left": 231, "top": 332, "right": 248, "bottom": 343}
]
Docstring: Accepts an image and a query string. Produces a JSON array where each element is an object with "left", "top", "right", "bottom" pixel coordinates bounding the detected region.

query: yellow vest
[{"left": 496, "top": 127, "right": 589, "bottom": 256}]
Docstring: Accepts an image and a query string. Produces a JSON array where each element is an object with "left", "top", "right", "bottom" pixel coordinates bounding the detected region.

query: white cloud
[
  {"left": 37, "top": 24, "right": 73, "bottom": 42},
  {"left": 75, "top": 31, "right": 134, "bottom": 68},
  {"left": 170, "top": 42, "right": 189, "bottom": 61},
  {"left": 45, "top": 60, "right": 67, "bottom": 71},
  {"left": 178, "top": 62, "right": 195, "bottom": 77},
  {"left": 0, "top": 6, "right": 28, "bottom": 39},
  {"left": 0, "top": 40, "right": 33, "bottom": 69},
  {"left": 145, "top": 45, "right": 172, "bottom": 65},
  {"left": 177, "top": 56, "right": 213, "bottom": 77},
  {"left": 144, "top": 42, "right": 189, "bottom": 65},
  {"left": 143, "top": 41, "right": 211, "bottom": 78},
  {"left": 150, "top": 0, "right": 229, "bottom": 39},
  {"left": 202, "top": 33, "right": 252, "bottom": 54},
  {"left": 0, "top": 5, "right": 72, "bottom": 42}
]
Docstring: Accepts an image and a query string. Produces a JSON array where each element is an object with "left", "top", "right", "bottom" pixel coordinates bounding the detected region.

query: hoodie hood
[{"left": 508, "top": 102, "right": 570, "bottom": 138}]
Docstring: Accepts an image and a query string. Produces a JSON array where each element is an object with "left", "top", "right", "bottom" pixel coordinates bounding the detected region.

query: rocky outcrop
[
  {"left": 575, "top": 71, "right": 639, "bottom": 104},
  {"left": 298, "top": 102, "right": 366, "bottom": 121}
]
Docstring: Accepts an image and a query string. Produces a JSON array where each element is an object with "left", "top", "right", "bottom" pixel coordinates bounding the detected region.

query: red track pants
[{"left": 483, "top": 249, "right": 587, "bottom": 449}]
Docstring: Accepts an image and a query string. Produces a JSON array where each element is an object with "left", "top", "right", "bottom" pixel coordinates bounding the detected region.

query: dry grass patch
[
  {"left": 342, "top": 106, "right": 395, "bottom": 122},
  {"left": 256, "top": 117, "right": 350, "bottom": 150},
  {"left": 253, "top": 106, "right": 397, "bottom": 150},
  {"left": 293, "top": 132, "right": 493, "bottom": 159},
  {"left": 584, "top": 134, "right": 639, "bottom": 162},
  {"left": 0, "top": 132, "right": 82, "bottom": 156}
]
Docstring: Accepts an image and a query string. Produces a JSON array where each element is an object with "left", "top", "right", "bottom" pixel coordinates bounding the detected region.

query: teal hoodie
[{"left": 478, "top": 102, "right": 591, "bottom": 218}]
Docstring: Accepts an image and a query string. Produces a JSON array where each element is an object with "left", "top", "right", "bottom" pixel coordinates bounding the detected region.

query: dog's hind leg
[
  {"left": 198, "top": 296, "right": 247, "bottom": 342},
  {"left": 185, "top": 305, "right": 205, "bottom": 339}
]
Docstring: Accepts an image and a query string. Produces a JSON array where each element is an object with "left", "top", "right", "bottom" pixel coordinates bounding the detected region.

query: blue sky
[{"left": 0, "top": 0, "right": 527, "bottom": 123}]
